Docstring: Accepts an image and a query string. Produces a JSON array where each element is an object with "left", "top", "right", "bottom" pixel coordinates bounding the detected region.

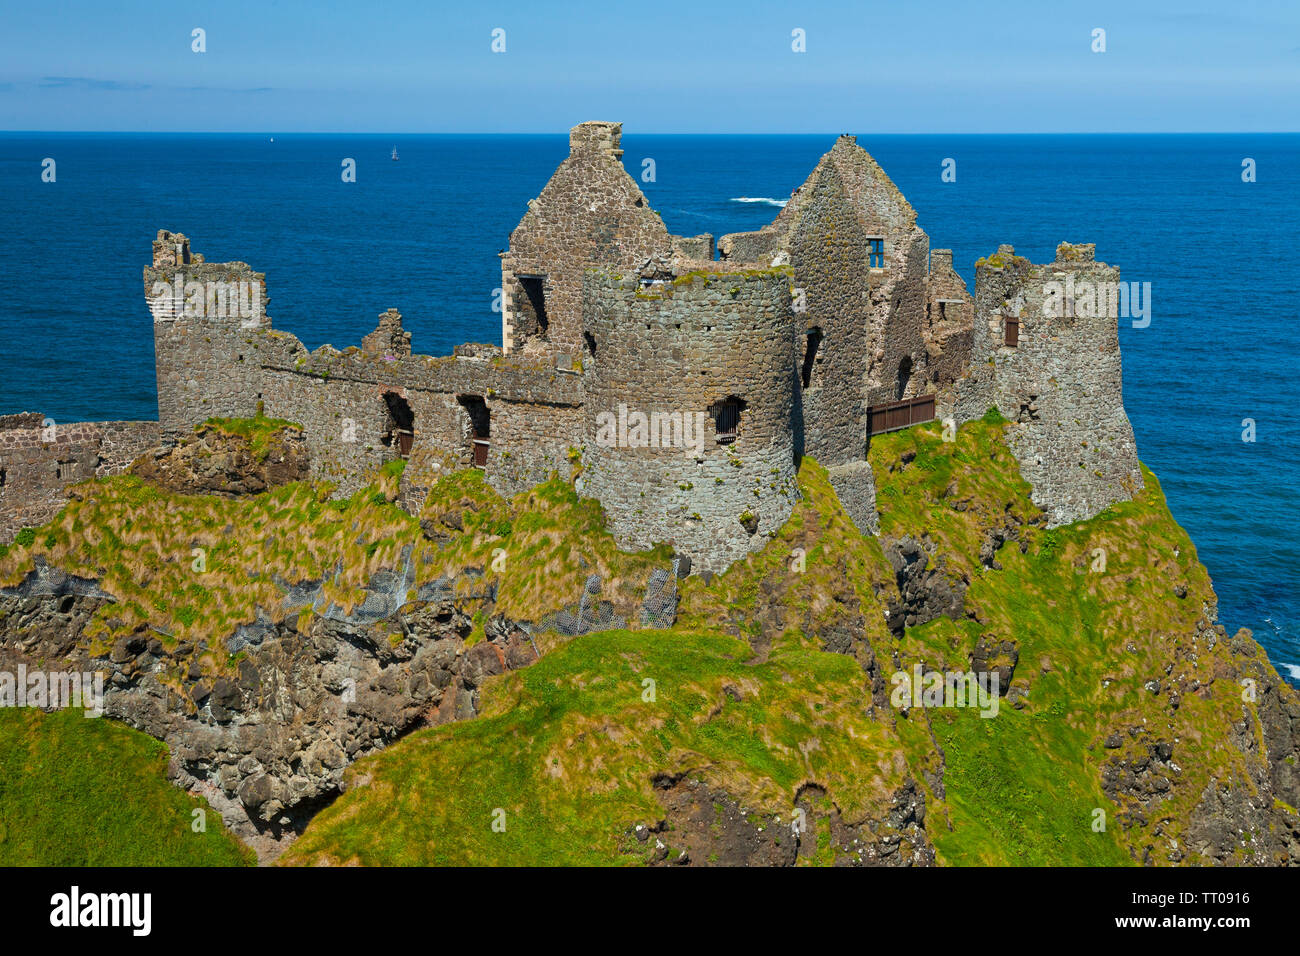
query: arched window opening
[
  {"left": 457, "top": 395, "right": 491, "bottom": 468},
  {"left": 382, "top": 392, "right": 415, "bottom": 458}
]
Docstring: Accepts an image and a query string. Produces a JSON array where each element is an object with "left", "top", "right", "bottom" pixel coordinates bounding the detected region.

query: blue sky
[{"left": 2, "top": 0, "right": 1298, "bottom": 132}]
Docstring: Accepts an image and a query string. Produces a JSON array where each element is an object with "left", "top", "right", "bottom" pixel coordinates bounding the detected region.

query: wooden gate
[
  {"left": 867, "top": 394, "right": 936, "bottom": 437},
  {"left": 472, "top": 437, "right": 489, "bottom": 467},
  {"left": 396, "top": 430, "right": 414, "bottom": 457}
]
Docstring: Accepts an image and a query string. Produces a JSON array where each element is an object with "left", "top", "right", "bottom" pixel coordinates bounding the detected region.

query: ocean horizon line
[{"left": 4, "top": 129, "right": 1300, "bottom": 137}]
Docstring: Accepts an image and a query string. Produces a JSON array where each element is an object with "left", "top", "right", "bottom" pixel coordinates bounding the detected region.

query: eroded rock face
[
  {"left": 0, "top": 591, "right": 537, "bottom": 862},
  {"left": 882, "top": 535, "right": 966, "bottom": 632},
  {"left": 130, "top": 423, "right": 309, "bottom": 496},
  {"left": 635, "top": 777, "right": 934, "bottom": 867}
]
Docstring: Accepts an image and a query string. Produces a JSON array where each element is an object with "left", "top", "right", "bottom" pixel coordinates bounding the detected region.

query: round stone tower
[{"left": 580, "top": 264, "right": 799, "bottom": 572}]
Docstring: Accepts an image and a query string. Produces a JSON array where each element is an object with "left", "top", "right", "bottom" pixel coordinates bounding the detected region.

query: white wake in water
[
  {"left": 731, "top": 197, "right": 787, "bottom": 207},
  {"left": 1282, "top": 663, "right": 1300, "bottom": 681}
]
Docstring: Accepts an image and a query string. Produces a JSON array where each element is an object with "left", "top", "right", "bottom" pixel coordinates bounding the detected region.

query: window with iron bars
[{"left": 709, "top": 397, "right": 744, "bottom": 444}]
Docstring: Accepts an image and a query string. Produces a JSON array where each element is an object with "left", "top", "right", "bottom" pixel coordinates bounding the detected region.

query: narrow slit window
[
  {"left": 801, "top": 327, "right": 822, "bottom": 388},
  {"left": 1005, "top": 317, "right": 1019, "bottom": 348}
]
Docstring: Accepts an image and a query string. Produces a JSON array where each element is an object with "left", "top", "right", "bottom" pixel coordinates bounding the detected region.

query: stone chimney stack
[{"left": 569, "top": 121, "right": 623, "bottom": 159}]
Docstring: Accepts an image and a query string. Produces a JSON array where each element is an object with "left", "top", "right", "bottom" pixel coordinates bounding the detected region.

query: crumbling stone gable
[
  {"left": 719, "top": 135, "right": 919, "bottom": 266},
  {"left": 788, "top": 158, "right": 872, "bottom": 467},
  {"left": 499, "top": 122, "right": 675, "bottom": 356},
  {"left": 953, "top": 242, "right": 1144, "bottom": 525},
  {"left": 0, "top": 415, "right": 159, "bottom": 542},
  {"left": 580, "top": 265, "right": 799, "bottom": 573}
]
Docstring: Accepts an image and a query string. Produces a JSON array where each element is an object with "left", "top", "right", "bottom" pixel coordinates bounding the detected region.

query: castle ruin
[{"left": 0, "top": 121, "right": 1143, "bottom": 571}]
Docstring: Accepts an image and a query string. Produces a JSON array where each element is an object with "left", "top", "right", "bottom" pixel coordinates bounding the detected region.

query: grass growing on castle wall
[
  {"left": 0, "top": 474, "right": 422, "bottom": 661},
  {"left": 416, "top": 468, "right": 674, "bottom": 629},
  {"left": 0, "top": 461, "right": 677, "bottom": 675},
  {"left": 0, "top": 708, "right": 252, "bottom": 866},
  {"left": 201, "top": 414, "right": 302, "bottom": 461}
]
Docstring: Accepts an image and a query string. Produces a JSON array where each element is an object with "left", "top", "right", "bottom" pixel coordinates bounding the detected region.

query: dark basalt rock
[
  {"left": 0, "top": 586, "right": 537, "bottom": 862},
  {"left": 882, "top": 535, "right": 966, "bottom": 633}
]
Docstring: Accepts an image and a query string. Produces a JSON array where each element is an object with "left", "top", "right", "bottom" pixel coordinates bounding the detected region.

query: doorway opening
[
  {"left": 458, "top": 395, "right": 491, "bottom": 467},
  {"left": 382, "top": 392, "right": 415, "bottom": 458}
]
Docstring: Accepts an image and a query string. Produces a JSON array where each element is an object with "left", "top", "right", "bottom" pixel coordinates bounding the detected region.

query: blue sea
[{"left": 0, "top": 132, "right": 1296, "bottom": 684}]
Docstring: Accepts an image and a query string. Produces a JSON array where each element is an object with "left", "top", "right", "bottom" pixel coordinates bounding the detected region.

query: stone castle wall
[
  {"left": 865, "top": 228, "right": 931, "bottom": 408},
  {"left": 499, "top": 121, "right": 676, "bottom": 356},
  {"left": 925, "top": 249, "right": 975, "bottom": 406},
  {"left": 954, "top": 242, "right": 1143, "bottom": 525},
  {"left": 580, "top": 267, "right": 799, "bottom": 573},
  {"left": 787, "top": 158, "right": 872, "bottom": 468},
  {"left": 257, "top": 330, "right": 583, "bottom": 498},
  {"left": 1, "top": 128, "right": 1139, "bottom": 568},
  {"left": 0, "top": 414, "right": 159, "bottom": 542},
  {"left": 145, "top": 231, "right": 269, "bottom": 435}
]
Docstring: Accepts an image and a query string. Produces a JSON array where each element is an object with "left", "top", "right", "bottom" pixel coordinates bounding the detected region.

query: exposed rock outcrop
[
  {"left": 130, "top": 422, "right": 309, "bottom": 496},
  {"left": 0, "top": 588, "right": 536, "bottom": 862}
]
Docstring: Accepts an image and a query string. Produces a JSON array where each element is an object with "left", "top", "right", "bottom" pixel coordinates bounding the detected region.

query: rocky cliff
[{"left": 1, "top": 415, "right": 1297, "bottom": 866}]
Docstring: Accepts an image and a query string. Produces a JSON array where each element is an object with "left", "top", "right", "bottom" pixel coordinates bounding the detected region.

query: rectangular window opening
[{"left": 867, "top": 237, "right": 885, "bottom": 269}]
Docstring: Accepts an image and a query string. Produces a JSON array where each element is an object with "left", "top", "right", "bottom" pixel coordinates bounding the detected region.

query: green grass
[
  {"left": 286, "top": 415, "right": 1292, "bottom": 866},
  {"left": 284, "top": 627, "right": 902, "bottom": 866},
  {"left": 0, "top": 708, "right": 252, "bottom": 866},
  {"left": 200, "top": 413, "right": 302, "bottom": 460},
  {"left": 5, "top": 413, "right": 1294, "bottom": 867}
]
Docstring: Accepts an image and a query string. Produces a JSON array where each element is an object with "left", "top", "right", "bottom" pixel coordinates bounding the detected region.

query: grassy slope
[
  {"left": 3, "top": 415, "right": 1294, "bottom": 865},
  {"left": 287, "top": 415, "right": 1295, "bottom": 866},
  {"left": 0, "top": 709, "right": 252, "bottom": 866}
]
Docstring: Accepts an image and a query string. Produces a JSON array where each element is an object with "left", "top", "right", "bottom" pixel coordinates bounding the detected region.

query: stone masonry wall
[
  {"left": 145, "top": 230, "right": 270, "bottom": 435},
  {"left": 954, "top": 242, "right": 1143, "bottom": 526},
  {"left": 500, "top": 122, "right": 674, "bottom": 356},
  {"left": 866, "top": 228, "right": 931, "bottom": 408},
  {"left": 254, "top": 312, "right": 583, "bottom": 498},
  {"left": 0, "top": 415, "right": 159, "bottom": 543},
  {"left": 925, "top": 249, "right": 975, "bottom": 407},
  {"left": 788, "top": 158, "right": 872, "bottom": 467},
  {"left": 581, "top": 267, "right": 799, "bottom": 573}
]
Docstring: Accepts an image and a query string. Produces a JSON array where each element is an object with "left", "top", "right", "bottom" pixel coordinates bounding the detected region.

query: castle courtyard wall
[{"left": 0, "top": 415, "right": 159, "bottom": 543}]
